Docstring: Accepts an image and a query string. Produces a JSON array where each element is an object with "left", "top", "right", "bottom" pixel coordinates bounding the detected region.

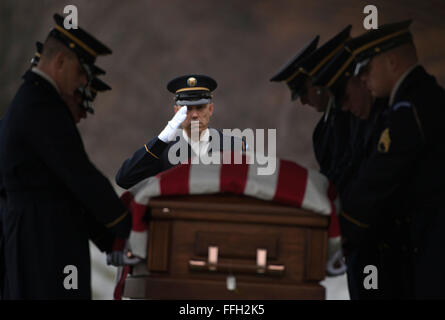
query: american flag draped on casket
[{"left": 119, "top": 152, "right": 342, "bottom": 265}]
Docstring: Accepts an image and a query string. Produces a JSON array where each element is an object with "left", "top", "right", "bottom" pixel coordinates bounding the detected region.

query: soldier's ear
[
  {"left": 208, "top": 103, "right": 214, "bottom": 116},
  {"left": 386, "top": 51, "right": 399, "bottom": 73},
  {"left": 53, "top": 51, "right": 66, "bottom": 71},
  {"left": 174, "top": 105, "right": 180, "bottom": 113}
]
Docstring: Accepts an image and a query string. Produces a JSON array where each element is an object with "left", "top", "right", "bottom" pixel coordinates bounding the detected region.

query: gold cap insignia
[
  {"left": 187, "top": 77, "right": 197, "bottom": 87},
  {"left": 378, "top": 128, "right": 391, "bottom": 153},
  {"left": 69, "top": 42, "right": 75, "bottom": 48}
]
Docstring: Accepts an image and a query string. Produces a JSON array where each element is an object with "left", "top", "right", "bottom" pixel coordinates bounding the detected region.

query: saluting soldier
[
  {"left": 116, "top": 75, "right": 246, "bottom": 189},
  {"left": 270, "top": 26, "right": 353, "bottom": 186},
  {"left": 0, "top": 14, "right": 131, "bottom": 299},
  {"left": 339, "top": 20, "right": 445, "bottom": 298}
]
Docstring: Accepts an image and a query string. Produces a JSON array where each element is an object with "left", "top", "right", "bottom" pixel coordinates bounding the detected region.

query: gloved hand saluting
[
  {"left": 158, "top": 105, "right": 188, "bottom": 142},
  {"left": 106, "top": 237, "right": 142, "bottom": 266}
]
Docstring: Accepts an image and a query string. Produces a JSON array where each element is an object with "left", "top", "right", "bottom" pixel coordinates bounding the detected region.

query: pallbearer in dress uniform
[
  {"left": 33, "top": 40, "right": 111, "bottom": 117},
  {"left": 115, "top": 75, "right": 246, "bottom": 189},
  {"left": 270, "top": 27, "right": 354, "bottom": 279},
  {"left": 0, "top": 13, "right": 132, "bottom": 299},
  {"left": 339, "top": 20, "right": 445, "bottom": 298},
  {"left": 270, "top": 26, "right": 352, "bottom": 187},
  {"left": 0, "top": 134, "right": 4, "bottom": 299},
  {"left": 312, "top": 36, "right": 389, "bottom": 300}
]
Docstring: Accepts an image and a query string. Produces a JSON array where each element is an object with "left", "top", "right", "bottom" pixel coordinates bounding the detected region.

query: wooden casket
[{"left": 123, "top": 193, "right": 329, "bottom": 299}]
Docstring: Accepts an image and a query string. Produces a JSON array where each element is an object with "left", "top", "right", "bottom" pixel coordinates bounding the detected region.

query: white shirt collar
[
  {"left": 31, "top": 67, "right": 61, "bottom": 95},
  {"left": 389, "top": 63, "right": 419, "bottom": 106},
  {"left": 182, "top": 128, "right": 210, "bottom": 157},
  {"left": 182, "top": 128, "right": 210, "bottom": 143}
]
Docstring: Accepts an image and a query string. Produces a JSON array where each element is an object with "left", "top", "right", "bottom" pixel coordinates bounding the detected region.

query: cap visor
[{"left": 176, "top": 98, "right": 211, "bottom": 106}]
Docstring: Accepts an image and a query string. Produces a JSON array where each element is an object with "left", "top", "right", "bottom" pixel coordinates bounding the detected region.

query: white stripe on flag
[
  {"left": 129, "top": 230, "right": 148, "bottom": 259},
  {"left": 189, "top": 163, "right": 221, "bottom": 194},
  {"left": 132, "top": 176, "right": 161, "bottom": 205},
  {"left": 244, "top": 161, "right": 280, "bottom": 201},
  {"left": 301, "top": 169, "right": 332, "bottom": 215}
]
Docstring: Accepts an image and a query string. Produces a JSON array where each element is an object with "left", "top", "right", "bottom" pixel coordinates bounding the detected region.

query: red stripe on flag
[
  {"left": 160, "top": 164, "right": 191, "bottom": 195},
  {"left": 220, "top": 156, "right": 249, "bottom": 194},
  {"left": 273, "top": 160, "right": 307, "bottom": 207},
  {"left": 327, "top": 182, "right": 340, "bottom": 238},
  {"left": 112, "top": 238, "right": 126, "bottom": 251},
  {"left": 120, "top": 190, "right": 148, "bottom": 232},
  {"left": 113, "top": 265, "right": 131, "bottom": 300},
  {"left": 120, "top": 191, "right": 134, "bottom": 208},
  {"left": 131, "top": 202, "right": 149, "bottom": 232}
]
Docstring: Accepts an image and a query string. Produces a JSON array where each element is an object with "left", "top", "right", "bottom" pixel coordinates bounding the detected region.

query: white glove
[
  {"left": 106, "top": 240, "right": 142, "bottom": 266},
  {"left": 158, "top": 106, "right": 188, "bottom": 142},
  {"left": 326, "top": 248, "right": 347, "bottom": 276},
  {"left": 326, "top": 237, "right": 347, "bottom": 276}
]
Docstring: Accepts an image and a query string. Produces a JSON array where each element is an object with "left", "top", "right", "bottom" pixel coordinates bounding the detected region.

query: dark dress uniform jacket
[
  {"left": 338, "top": 100, "right": 387, "bottom": 300},
  {"left": 0, "top": 71, "right": 127, "bottom": 299},
  {"left": 312, "top": 100, "right": 351, "bottom": 186},
  {"left": 340, "top": 66, "right": 445, "bottom": 298},
  {"left": 0, "top": 120, "right": 5, "bottom": 299},
  {"left": 116, "top": 129, "right": 245, "bottom": 189}
]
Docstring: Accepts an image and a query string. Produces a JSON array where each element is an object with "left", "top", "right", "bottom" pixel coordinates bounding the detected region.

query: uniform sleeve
[
  {"left": 23, "top": 99, "right": 128, "bottom": 231},
  {"left": 340, "top": 104, "right": 425, "bottom": 243},
  {"left": 115, "top": 137, "right": 168, "bottom": 189},
  {"left": 326, "top": 109, "right": 353, "bottom": 183},
  {"left": 85, "top": 212, "right": 115, "bottom": 253}
]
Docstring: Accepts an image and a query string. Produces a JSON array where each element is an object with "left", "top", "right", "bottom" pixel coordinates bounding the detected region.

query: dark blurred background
[{"left": 1, "top": 0, "right": 445, "bottom": 184}]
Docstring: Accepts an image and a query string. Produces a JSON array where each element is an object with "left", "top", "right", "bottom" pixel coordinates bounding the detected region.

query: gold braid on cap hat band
[
  {"left": 351, "top": 29, "right": 410, "bottom": 56},
  {"left": 175, "top": 87, "right": 210, "bottom": 93},
  {"left": 309, "top": 39, "right": 349, "bottom": 76},
  {"left": 326, "top": 29, "right": 410, "bottom": 89},
  {"left": 55, "top": 25, "right": 98, "bottom": 58},
  {"left": 285, "top": 68, "right": 304, "bottom": 83},
  {"left": 284, "top": 38, "right": 349, "bottom": 84},
  {"left": 326, "top": 55, "right": 355, "bottom": 88}
]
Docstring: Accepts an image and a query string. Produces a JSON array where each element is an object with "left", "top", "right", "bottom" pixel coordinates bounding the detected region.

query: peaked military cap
[
  {"left": 270, "top": 36, "right": 319, "bottom": 100},
  {"left": 167, "top": 74, "right": 217, "bottom": 106},
  {"left": 34, "top": 37, "right": 106, "bottom": 77},
  {"left": 92, "top": 65, "right": 106, "bottom": 76},
  {"left": 91, "top": 77, "right": 111, "bottom": 93},
  {"left": 48, "top": 13, "right": 112, "bottom": 80},
  {"left": 345, "top": 20, "right": 413, "bottom": 75},
  {"left": 301, "top": 25, "right": 352, "bottom": 81},
  {"left": 78, "top": 77, "right": 111, "bottom": 114},
  {"left": 312, "top": 47, "right": 356, "bottom": 97}
]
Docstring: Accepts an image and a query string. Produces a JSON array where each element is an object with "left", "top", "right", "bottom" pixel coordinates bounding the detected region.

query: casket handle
[{"left": 188, "top": 247, "right": 285, "bottom": 276}]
